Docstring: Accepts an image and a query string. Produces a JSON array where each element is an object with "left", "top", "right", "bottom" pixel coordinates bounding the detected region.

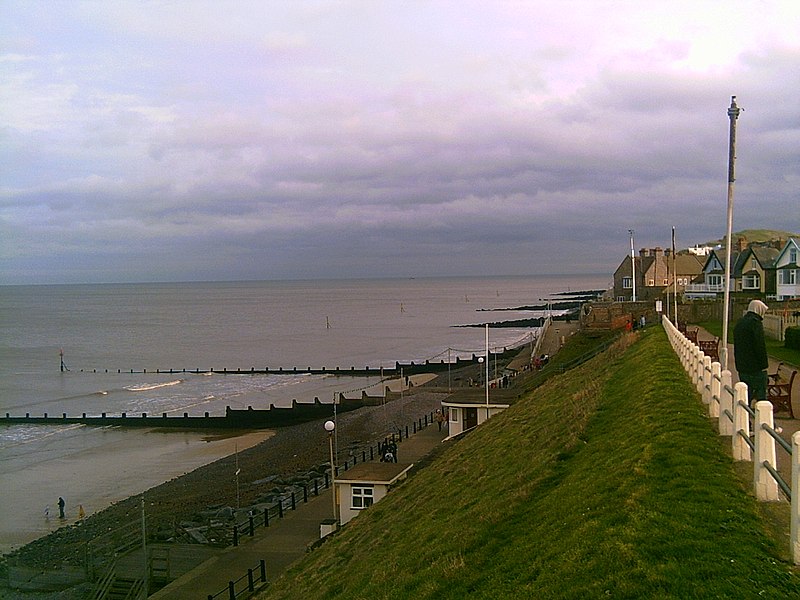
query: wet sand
[{"left": 0, "top": 426, "right": 272, "bottom": 555}]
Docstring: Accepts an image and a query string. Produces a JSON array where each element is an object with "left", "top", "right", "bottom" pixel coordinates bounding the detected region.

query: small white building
[
  {"left": 442, "top": 391, "right": 512, "bottom": 439},
  {"left": 334, "top": 462, "right": 412, "bottom": 525}
]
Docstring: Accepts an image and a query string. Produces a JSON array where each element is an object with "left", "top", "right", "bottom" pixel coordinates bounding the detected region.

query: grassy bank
[{"left": 261, "top": 327, "right": 799, "bottom": 599}]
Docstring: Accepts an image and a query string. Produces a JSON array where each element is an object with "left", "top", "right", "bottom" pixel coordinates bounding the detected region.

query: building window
[
  {"left": 450, "top": 407, "right": 459, "bottom": 422},
  {"left": 708, "top": 274, "right": 722, "bottom": 287},
  {"left": 648, "top": 279, "right": 654, "bottom": 286},
  {"left": 616, "top": 296, "right": 626, "bottom": 302},
  {"left": 352, "top": 486, "right": 374, "bottom": 509},
  {"left": 780, "top": 269, "right": 797, "bottom": 285},
  {"left": 742, "top": 274, "right": 760, "bottom": 289},
  {"left": 622, "top": 276, "right": 632, "bottom": 289},
  {"left": 790, "top": 248, "right": 797, "bottom": 264},
  {"left": 663, "top": 279, "right": 669, "bottom": 285}
]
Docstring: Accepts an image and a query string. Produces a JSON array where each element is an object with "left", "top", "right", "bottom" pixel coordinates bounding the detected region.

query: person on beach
[
  {"left": 734, "top": 300, "right": 769, "bottom": 406},
  {"left": 44, "top": 505, "right": 50, "bottom": 520},
  {"left": 435, "top": 409, "right": 445, "bottom": 431},
  {"left": 58, "top": 496, "right": 65, "bottom": 520}
]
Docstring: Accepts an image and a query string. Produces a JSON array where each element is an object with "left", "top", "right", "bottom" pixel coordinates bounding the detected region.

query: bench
[
  {"left": 767, "top": 363, "right": 797, "bottom": 419},
  {"left": 686, "top": 328, "right": 698, "bottom": 344},
  {"left": 697, "top": 338, "right": 719, "bottom": 362}
]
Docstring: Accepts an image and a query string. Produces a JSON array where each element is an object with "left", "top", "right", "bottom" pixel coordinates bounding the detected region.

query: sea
[{"left": 0, "top": 274, "right": 608, "bottom": 554}]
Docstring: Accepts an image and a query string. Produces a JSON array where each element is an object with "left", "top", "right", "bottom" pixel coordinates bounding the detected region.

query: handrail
[
  {"left": 662, "top": 315, "right": 800, "bottom": 564},
  {"left": 207, "top": 559, "right": 267, "bottom": 600}
]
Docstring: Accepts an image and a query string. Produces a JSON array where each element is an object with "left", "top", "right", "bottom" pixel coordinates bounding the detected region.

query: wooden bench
[
  {"left": 767, "top": 363, "right": 797, "bottom": 419},
  {"left": 686, "top": 328, "right": 698, "bottom": 344},
  {"left": 697, "top": 339, "right": 719, "bottom": 362}
]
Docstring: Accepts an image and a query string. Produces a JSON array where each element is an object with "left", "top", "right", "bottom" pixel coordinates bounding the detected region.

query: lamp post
[
  {"left": 721, "top": 95, "right": 741, "bottom": 370},
  {"left": 324, "top": 420, "right": 338, "bottom": 522}
]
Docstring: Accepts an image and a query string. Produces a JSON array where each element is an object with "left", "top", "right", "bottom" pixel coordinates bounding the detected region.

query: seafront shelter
[{"left": 334, "top": 462, "right": 412, "bottom": 525}]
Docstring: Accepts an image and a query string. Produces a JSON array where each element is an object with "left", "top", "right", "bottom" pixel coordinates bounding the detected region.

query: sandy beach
[
  {"left": 0, "top": 427, "right": 272, "bottom": 555},
  {"left": 0, "top": 386, "right": 450, "bottom": 589}
]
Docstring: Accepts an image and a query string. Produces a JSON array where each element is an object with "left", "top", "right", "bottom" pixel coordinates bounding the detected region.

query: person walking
[
  {"left": 57, "top": 496, "right": 66, "bottom": 520},
  {"left": 733, "top": 300, "right": 769, "bottom": 406}
]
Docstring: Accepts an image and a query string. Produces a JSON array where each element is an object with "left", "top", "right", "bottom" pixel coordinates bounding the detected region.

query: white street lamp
[{"left": 324, "top": 420, "right": 338, "bottom": 522}]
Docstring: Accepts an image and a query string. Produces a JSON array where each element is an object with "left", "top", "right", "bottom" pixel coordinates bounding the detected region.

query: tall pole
[
  {"left": 630, "top": 230, "right": 637, "bottom": 302},
  {"left": 141, "top": 495, "right": 148, "bottom": 595},
  {"left": 324, "top": 420, "right": 338, "bottom": 522},
  {"left": 672, "top": 226, "right": 678, "bottom": 323},
  {"left": 721, "top": 95, "right": 741, "bottom": 370},
  {"left": 484, "top": 324, "right": 489, "bottom": 415}
]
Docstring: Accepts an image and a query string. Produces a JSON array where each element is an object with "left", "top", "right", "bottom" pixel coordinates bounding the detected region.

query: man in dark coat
[{"left": 733, "top": 300, "right": 769, "bottom": 405}]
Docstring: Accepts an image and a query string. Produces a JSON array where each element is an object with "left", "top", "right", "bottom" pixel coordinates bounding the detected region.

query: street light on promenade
[
  {"left": 324, "top": 420, "right": 338, "bottom": 522},
  {"left": 721, "top": 95, "right": 741, "bottom": 370}
]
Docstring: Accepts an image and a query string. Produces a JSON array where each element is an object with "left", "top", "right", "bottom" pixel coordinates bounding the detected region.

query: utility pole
[
  {"left": 721, "top": 96, "right": 741, "bottom": 370},
  {"left": 629, "top": 229, "right": 637, "bottom": 302}
]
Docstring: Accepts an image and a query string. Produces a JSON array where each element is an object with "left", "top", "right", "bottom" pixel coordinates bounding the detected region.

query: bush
[{"left": 786, "top": 326, "right": 800, "bottom": 350}]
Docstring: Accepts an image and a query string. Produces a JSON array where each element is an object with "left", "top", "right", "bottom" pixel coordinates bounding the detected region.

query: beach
[
  {"left": 0, "top": 426, "right": 272, "bottom": 555},
  {"left": 0, "top": 385, "right": 449, "bottom": 586}
]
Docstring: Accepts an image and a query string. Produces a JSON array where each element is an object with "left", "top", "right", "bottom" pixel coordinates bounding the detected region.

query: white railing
[
  {"left": 684, "top": 283, "right": 725, "bottom": 294},
  {"left": 662, "top": 315, "right": 800, "bottom": 564}
]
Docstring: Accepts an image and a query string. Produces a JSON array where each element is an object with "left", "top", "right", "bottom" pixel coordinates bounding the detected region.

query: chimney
[
  {"left": 737, "top": 236, "right": 748, "bottom": 252},
  {"left": 653, "top": 247, "right": 664, "bottom": 257}
]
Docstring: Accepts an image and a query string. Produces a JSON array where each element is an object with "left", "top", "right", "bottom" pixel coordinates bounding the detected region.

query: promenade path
[{"left": 149, "top": 423, "right": 448, "bottom": 599}]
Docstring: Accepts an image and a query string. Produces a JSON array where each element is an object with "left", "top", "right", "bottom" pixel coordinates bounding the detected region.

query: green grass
[
  {"left": 698, "top": 320, "right": 800, "bottom": 367},
  {"left": 260, "top": 328, "right": 800, "bottom": 599}
]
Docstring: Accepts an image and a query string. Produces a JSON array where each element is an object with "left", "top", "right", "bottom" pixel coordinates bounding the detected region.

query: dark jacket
[{"left": 733, "top": 311, "right": 768, "bottom": 373}]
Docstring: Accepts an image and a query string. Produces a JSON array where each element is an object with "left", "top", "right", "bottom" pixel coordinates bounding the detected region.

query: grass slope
[{"left": 261, "top": 328, "right": 800, "bottom": 599}]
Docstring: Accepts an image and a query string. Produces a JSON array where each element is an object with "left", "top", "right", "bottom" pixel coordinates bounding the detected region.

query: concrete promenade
[{"left": 150, "top": 423, "right": 448, "bottom": 599}]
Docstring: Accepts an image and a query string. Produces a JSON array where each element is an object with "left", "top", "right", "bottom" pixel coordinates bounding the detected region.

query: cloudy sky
[{"left": 1, "top": 1, "right": 798, "bottom": 284}]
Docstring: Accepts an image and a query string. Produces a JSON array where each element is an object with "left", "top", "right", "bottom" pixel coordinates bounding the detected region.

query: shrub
[{"left": 785, "top": 326, "right": 800, "bottom": 350}]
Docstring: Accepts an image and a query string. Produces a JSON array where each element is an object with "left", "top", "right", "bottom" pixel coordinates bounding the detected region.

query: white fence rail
[{"left": 662, "top": 315, "right": 800, "bottom": 564}]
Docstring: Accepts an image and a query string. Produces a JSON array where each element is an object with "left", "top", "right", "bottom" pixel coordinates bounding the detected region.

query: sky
[{"left": 1, "top": 1, "right": 799, "bottom": 285}]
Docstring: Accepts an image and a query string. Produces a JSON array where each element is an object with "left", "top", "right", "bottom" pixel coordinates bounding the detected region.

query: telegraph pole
[
  {"left": 720, "top": 96, "right": 741, "bottom": 370},
  {"left": 629, "top": 229, "right": 637, "bottom": 302}
]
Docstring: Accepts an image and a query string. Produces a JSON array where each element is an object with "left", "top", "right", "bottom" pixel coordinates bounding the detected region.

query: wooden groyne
[
  {"left": 0, "top": 386, "right": 423, "bottom": 430},
  {"left": 68, "top": 346, "right": 523, "bottom": 377},
  {"left": 1, "top": 397, "right": 369, "bottom": 429}
]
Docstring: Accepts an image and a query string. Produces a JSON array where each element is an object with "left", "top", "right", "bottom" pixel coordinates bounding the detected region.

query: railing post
[
  {"left": 260, "top": 559, "right": 267, "bottom": 582},
  {"left": 248, "top": 568, "right": 254, "bottom": 592},
  {"left": 701, "top": 356, "right": 712, "bottom": 404},
  {"left": 694, "top": 346, "right": 703, "bottom": 393},
  {"left": 710, "top": 362, "right": 721, "bottom": 417},
  {"left": 753, "top": 401, "right": 779, "bottom": 501},
  {"left": 732, "top": 382, "right": 751, "bottom": 461},
  {"left": 718, "top": 370, "right": 733, "bottom": 434},
  {"left": 792, "top": 432, "right": 800, "bottom": 565},
  {"left": 264, "top": 508, "right": 269, "bottom": 527},
  {"left": 228, "top": 580, "right": 235, "bottom": 600},
  {"left": 233, "top": 524, "right": 239, "bottom": 547},
  {"left": 249, "top": 515, "right": 254, "bottom": 536}
]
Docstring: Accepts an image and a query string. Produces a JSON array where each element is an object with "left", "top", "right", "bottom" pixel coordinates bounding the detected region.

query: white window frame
[
  {"left": 780, "top": 269, "right": 797, "bottom": 285},
  {"left": 450, "top": 407, "right": 459, "bottom": 422},
  {"left": 707, "top": 274, "right": 722, "bottom": 287},
  {"left": 622, "top": 276, "right": 632, "bottom": 289},
  {"left": 352, "top": 485, "right": 374, "bottom": 510},
  {"left": 742, "top": 274, "right": 760, "bottom": 289},
  {"left": 790, "top": 248, "right": 797, "bottom": 264}
]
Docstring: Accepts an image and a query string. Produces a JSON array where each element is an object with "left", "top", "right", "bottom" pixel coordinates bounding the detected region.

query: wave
[{"left": 125, "top": 380, "right": 183, "bottom": 392}]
